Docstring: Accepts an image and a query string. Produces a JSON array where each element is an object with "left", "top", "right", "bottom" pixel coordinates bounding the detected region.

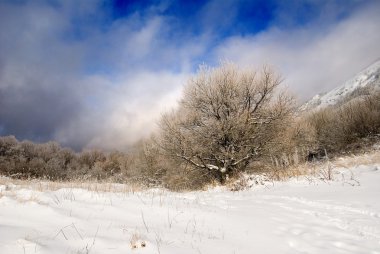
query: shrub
[{"left": 306, "top": 91, "right": 380, "bottom": 153}]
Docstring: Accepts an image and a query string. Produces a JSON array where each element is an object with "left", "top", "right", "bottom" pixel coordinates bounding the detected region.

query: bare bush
[
  {"left": 266, "top": 116, "right": 317, "bottom": 168},
  {"left": 306, "top": 91, "right": 380, "bottom": 154},
  {"left": 0, "top": 136, "right": 131, "bottom": 181}
]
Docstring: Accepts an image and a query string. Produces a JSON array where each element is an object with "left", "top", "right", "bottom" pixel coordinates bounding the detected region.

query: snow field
[{"left": 1, "top": 161, "right": 380, "bottom": 253}]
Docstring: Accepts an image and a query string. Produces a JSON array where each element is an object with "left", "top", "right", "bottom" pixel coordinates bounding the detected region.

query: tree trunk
[{"left": 212, "top": 169, "right": 229, "bottom": 184}]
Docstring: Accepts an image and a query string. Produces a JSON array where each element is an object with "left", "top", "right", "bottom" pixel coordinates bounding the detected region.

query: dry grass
[
  {"left": 271, "top": 148, "right": 380, "bottom": 181},
  {"left": 0, "top": 177, "right": 146, "bottom": 194},
  {"left": 332, "top": 148, "right": 380, "bottom": 168},
  {"left": 129, "top": 231, "right": 146, "bottom": 249}
]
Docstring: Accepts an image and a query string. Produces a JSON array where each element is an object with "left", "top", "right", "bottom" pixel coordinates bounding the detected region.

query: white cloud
[{"left": 215, "top": 2, "right": 380, "bottom": 102}]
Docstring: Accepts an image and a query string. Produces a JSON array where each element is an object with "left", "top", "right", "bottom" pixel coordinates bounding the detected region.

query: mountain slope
[{"left": 300, "top": 60, "right": 380, "bottom": 112}]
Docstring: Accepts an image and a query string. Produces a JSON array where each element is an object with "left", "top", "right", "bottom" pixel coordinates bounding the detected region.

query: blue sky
[{"left": 0, "top": 0, "right": 379, "bottom": 150}]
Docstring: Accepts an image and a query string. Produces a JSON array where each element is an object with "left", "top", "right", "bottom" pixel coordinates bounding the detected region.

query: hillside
[{"left": 300, "top": 60, "right": 380, "bottom": 112}]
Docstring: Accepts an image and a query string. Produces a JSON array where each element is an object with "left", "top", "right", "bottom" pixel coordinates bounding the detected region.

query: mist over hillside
[{"left": 300, "top": 59, "right": 380, "bottom": 112}]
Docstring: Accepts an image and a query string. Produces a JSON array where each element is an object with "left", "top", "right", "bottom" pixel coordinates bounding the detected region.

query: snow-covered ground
[{"left": 1, "top": 157, "right": 380, "bottom": 253}]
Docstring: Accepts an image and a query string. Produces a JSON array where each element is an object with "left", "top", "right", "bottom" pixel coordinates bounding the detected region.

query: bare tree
[{"left": 159, "top": 63, "right": 294, "bottom": 183}]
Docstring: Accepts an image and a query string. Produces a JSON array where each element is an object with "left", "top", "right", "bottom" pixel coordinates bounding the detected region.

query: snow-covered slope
[
  {"left": 1, "top": 153, "right": 380, "bottom": 254},
  {"left": 300, "top": 60, "right": 380, "bottom": 112}
]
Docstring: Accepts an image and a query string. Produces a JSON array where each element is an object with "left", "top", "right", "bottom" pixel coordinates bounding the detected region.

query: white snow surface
[
  {"left": 1, "top": 164, "right": 380, "bottom": 253},
  {"left": 300, "top": 59, "right": 380, "bottom": 111}
]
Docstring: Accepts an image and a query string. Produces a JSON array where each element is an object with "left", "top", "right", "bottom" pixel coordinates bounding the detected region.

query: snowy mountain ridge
[{"left": 300, "top": 59, "right": 380, "bottom": 112}]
